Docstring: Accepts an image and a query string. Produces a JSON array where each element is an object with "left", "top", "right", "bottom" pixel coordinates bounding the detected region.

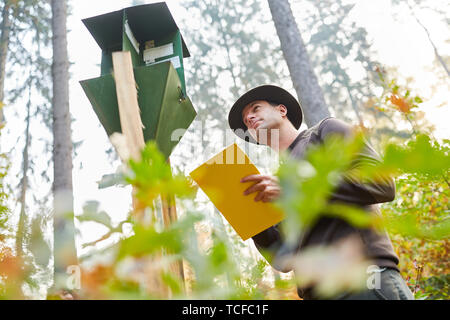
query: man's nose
[{"left": 245, "top": 113, "right": 256, "bottom": 125}]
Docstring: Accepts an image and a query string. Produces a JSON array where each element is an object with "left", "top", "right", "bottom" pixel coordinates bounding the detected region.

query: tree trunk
[
  {"left": 267, "top": 0, "right": 330, "bottom": 127},
  {"left": 51, "top": 0, "right": 77, "bottom": 293},
  {"left": 16, "top": 80, "right": 32, "bottom": 260},
  {"left": 0, "top": 0, "right": 12, "bottom": 128}
]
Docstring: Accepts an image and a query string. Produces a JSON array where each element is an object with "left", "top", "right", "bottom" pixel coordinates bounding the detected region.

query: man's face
[{"left": 241, "top": 100, "right": 286, "bottom": 143}]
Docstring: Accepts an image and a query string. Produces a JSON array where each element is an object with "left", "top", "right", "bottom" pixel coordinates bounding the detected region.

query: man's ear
[{"left": 278, "top": 104, "right": 288, "bottom": 117}]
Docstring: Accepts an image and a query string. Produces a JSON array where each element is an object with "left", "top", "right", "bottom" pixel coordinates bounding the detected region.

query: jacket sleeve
[
  {"left": 252, "top": 224, "right": 282, "bottom": 252},
  {"left": 319, "top": 118, "right": 396, "bottom": 206},
  {"left": 251, "top": 224, "right": 295, "bottom": 272}
]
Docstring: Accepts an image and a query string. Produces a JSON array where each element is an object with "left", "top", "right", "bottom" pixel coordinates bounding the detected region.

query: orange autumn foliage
[
  {"left": 0, "top": 247, "right": 23, "bottom": 280},
  {"left": 80, "top": 265, "right": 115, "bottom": 299},
  {"left": 390, "top": 94, "right": 411, "bottom": 113}
]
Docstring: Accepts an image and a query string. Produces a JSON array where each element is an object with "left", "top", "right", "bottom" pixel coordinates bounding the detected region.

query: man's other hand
[{"left": 241, "top": 174, "right": 281, "bottom": 203}]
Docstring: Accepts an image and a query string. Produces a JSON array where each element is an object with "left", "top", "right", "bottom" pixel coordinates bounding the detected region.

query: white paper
[
  {"left": 143, "top": 43, "right": 174, "bottom": 63},
  {"left": 124, "top": 20, "right": 140, "bottom": 54},
  {"left": 145, "top": 56, "right": 181, "bottom": 69}
]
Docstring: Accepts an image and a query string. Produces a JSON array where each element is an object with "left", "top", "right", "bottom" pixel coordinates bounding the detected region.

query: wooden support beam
[
  {"left": 112, "top": 51, "right": 185, "bottom": 297},
  {"left": 112, "top": 51, "right": 146, "bottom": 223},
  {"left": 112, "top": 51, "right": 167, "bottom": 297},
  {"left": 161, "top": 158, "right": 185, "bottom": 286},
  {"left": 112, "top": 51, "right": 145, "bottom": 159}
]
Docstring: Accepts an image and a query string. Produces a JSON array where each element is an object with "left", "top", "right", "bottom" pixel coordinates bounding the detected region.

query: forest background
[{"left": 0, "top": 0, "right": 448, "bottom": 299}]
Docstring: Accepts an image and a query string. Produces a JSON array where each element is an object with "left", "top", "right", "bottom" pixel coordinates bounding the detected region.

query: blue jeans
[{"left": 337, "top": 268, "right": 415, "bottom": 300}]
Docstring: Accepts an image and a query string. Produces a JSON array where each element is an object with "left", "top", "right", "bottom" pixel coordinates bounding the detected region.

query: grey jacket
[{"left": 251, "top": 117, "right": 399, "bottom": 297}]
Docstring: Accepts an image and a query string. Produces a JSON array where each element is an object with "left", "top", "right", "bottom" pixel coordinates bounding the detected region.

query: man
[{"left": 228, "top": 85, "right": 414, "bottom": 300}]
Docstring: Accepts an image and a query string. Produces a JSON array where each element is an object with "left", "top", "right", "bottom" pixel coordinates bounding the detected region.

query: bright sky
[
  {"left": 4, "top": 0, "right": 449, "bottom": 256},
  {"left": 349, "top": 0, "right": 449, "bottom": 139}
]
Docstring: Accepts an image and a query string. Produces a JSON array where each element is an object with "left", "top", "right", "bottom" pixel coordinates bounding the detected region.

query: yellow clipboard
[{"left": 189, "top": 143, "right": 284, "bottom": 241}]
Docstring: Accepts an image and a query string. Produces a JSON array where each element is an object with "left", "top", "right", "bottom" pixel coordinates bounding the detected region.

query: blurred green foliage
[
  {"left": 71, "top": 125, "right": 449, "bottom": 300},
  {"left": 76, "top": 142, "right": 287, "bottom": 299},
  {"left": 276, "top": 132, "right": 368, "bottom": 243},
  {"left": 1, "top": 112, "right": 448, "bottom": 299},
  {"left": 0, "top": 0, "right": 447, "bottom": 301},
  {"left": 2, "top": 88, "right": 448, "bottom": 300}
]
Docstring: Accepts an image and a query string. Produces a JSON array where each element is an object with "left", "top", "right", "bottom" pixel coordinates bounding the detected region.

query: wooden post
[
  {"left": 112, "top": 51, "right": 184, "bottom": 297},
  {"left": 160, "top": 160, "right": 179, "bottom": 227},
  {"left": 112, "top": 51, "right": 168, "bottom": 297},
  {"left": 111, "top": 52, "right": 145, "bottom": 159},
  {"left": 161, "top": 159, "right": 185, "bottom": 287},
  {"left": 112, "top": 51, "right": 147, "bottom": 222}
]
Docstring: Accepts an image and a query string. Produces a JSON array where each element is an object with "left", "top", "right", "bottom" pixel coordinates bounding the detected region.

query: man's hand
[{"left": 241, "top": 174, "right": 281, "bottom": 203}]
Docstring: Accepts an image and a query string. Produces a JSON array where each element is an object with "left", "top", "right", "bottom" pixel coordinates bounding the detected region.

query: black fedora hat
[{"left": 228, "top": 85, "right": 303, "bottom": 144}]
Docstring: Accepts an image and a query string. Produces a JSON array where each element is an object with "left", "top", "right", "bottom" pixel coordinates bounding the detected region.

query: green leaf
[
  {"left": 98, "top": 172, "right": 127, "bottom": 189},
  {"left": 117, "top": 213, "right": 202, "bottom": 260},
  {"left": 383, "top": 134, "right": 450, "bottom": 177},
  {"left": 404, "top": 90, "right": 410, "bottom": 98},
  {"left": 77, "top": 201, "right": 113, "bottom": 229}
]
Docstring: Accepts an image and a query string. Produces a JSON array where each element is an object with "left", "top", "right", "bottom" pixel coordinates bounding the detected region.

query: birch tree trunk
[
  {"left": 51, "top": 0, "right": 78, "bottom": 293},
  {"left": 268, "top": 0, "right": 330, "bottom": 127},
  {"left": 16, "top": 81, "right": 32, "bottom": 260},
  {"left": 0, "top": 0, "right": 12, "bottom": 128}
]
